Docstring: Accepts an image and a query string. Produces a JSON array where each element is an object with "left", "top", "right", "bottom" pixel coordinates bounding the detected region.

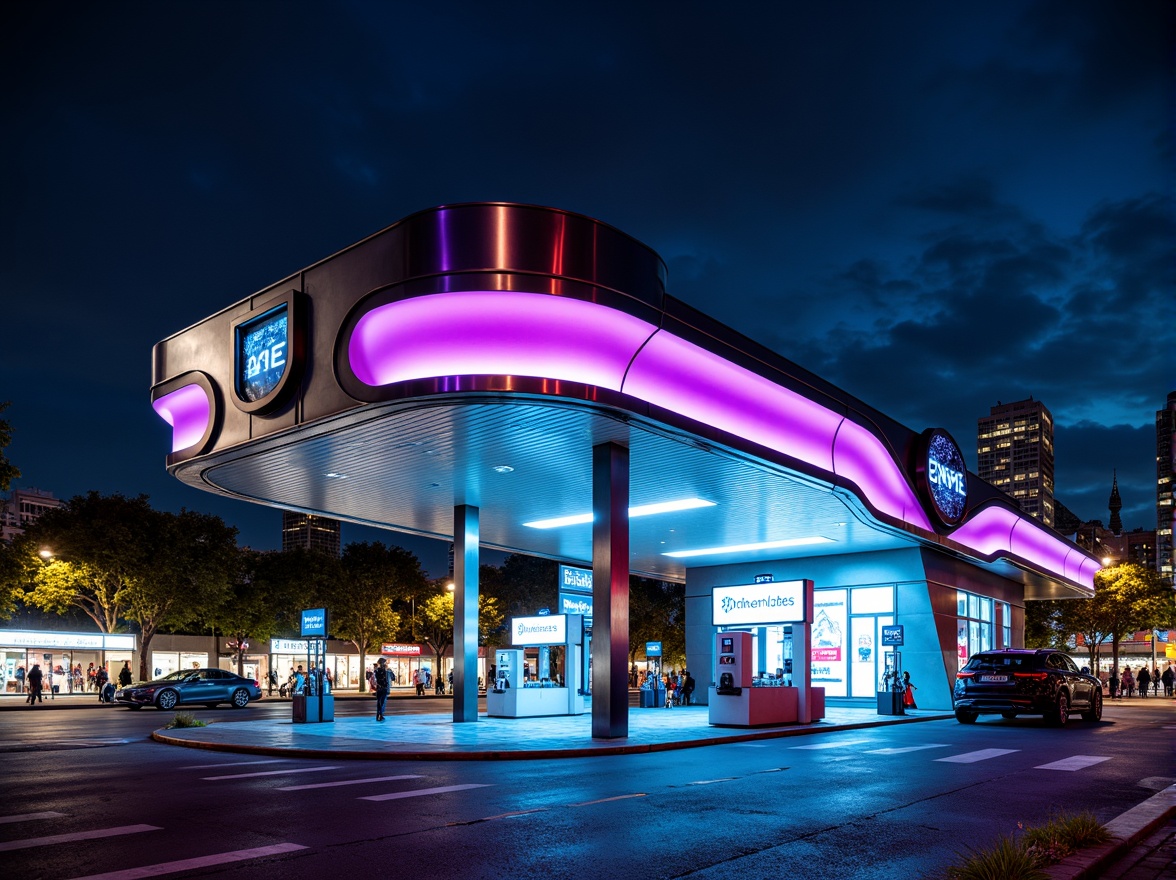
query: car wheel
[
  {"left": 955, "top": 709, "right": 978, "bottom": 724},
  {"left": 230, "top": 688, "right": 251, "bottom": 709},
  {"left": 1046, "top": 691, "right": 1069, "bottom": 727},
  {"left": 156, "top": 689, "right": 179, "bottom": 711},
  {"left": 1001, "top": 711, "right": 1017, "bottom": 720},
  {"left": 1081, "top": 689, "right": 1102, "bottom": 722}
]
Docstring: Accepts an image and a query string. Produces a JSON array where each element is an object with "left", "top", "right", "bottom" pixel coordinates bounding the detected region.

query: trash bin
[
  {"left": 639, "top": 688, "right": 666, "bottom": 708},
  {"left": 292, "top": 694, "right": 307, "bottom": 722},
  {"left": 877, "top": 690, "right": 905, "bottom": 715}
]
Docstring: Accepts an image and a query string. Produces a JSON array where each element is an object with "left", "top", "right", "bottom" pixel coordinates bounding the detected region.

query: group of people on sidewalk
[
  {"left": 19, "top": 660, "right": 132, "bottom": 706},
  {"left": 1107, "top": 663, "right": 1174, "bottom": 699}
]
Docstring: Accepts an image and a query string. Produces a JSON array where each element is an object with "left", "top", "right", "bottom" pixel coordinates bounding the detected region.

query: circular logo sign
[{"left": 918, "top": 428, "right": 968, "bottom": 526}]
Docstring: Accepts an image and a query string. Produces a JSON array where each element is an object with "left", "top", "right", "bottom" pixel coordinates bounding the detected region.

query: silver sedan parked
[{"left": 115, "top": 668, "right": 263, "bottom": 710}]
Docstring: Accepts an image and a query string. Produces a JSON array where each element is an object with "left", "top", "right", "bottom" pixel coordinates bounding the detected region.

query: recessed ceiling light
[
  {"left": 523, "top": 498, "right": 714, "bottom": 529},
  {"left": 324, "top": 472, "right": 348, "bottom": 479},
  {"left": 492, "top": 465, "right": 514, "bottom": 474},
  {"left": 662, "top": 536, "right": 834, "bottom": 558}
]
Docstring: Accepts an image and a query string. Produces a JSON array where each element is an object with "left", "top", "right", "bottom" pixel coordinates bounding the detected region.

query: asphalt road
[{"left": 1, "top": 698, "right": 1173, "bottom": 880}]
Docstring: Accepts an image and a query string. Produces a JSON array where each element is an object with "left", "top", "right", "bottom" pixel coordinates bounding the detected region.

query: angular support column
[
  {"left": 591, "top": 442, "right": 630, "bottom": 739},
  {"left": 453, "top": 504, "right": 480, "bottom": 723}
]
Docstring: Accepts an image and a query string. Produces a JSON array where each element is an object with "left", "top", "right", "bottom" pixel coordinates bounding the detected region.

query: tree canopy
[{"left": 0, "top": 401, "right": 20, "bottom": 492}]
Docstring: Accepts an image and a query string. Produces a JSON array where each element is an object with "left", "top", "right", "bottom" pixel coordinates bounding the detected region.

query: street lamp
[{"left": 39, "top": 548, "right": 53, "bottom": 559}]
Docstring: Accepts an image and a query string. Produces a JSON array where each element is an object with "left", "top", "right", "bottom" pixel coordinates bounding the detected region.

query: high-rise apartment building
[
  {"left": 977, "top": 398, "right": 1055, "bottom": 527},
  {"left": 1157, "top": 391, "right": 1176, "bottom": 584},
  {"left": 1, "top": 487, "right": 62, "bottom": 542},
  {"left": 281, "top": 511, "right": 341, "bottom": 556}
]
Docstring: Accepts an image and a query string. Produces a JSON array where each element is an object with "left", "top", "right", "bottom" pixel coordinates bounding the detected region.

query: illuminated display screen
[
  {"left": 925, "top": 429, "right": 968, "bottom": 525},
  {"left": 238, "top": 305, "right": 288, "bottom": 402}
]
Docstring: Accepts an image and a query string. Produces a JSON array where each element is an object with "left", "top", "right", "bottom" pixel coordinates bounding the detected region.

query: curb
[
  {"left": 149, "top": 712, "right": 954, "bottom": 762},
  {"left": 1042, "top": 783, "right": 1176, "bottom": 880}
]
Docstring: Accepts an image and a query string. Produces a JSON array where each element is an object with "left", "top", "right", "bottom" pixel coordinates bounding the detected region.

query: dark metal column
[
  {"left": 591, "top": 442, "right": 630, "bottom": 739},
  {"left": 453, "top": 504, "right": 480, "bottom": 723}
]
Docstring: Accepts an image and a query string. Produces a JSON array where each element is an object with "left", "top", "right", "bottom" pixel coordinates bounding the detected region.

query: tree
[
  {"left": 486, "top": 554, "right": 559, "bottom": 618},
  {"left": 1086, "top": 563, "right": 1172, "bottom": 673},
  {"left": 327, "top": 542, "right": 425, "bottom": 692},
  {"left": 0, "top": 401, "right": 20, "bottom": 492},
  {"left": 628, "top": 577, "right": 685, "bottom": 669},
  {"left": 125, "top": 508, "right": 239, "bottom": 681},
  {"left": 416, "top": 582, "right": 504, "bottom": 680},
  {"left": 21, "top": 493, "right": 157, "bottom": 633},
  {"left": 1024, "top": 599, "right": 1069, "bottom": 650},
  {"left": 207, "top": 547, "right": 340, "bottom": 676}
]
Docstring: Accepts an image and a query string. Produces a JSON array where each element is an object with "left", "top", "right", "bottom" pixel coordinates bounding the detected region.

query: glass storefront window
[{"left": 851, "top": 586, "right": 894, "bottom": 614}]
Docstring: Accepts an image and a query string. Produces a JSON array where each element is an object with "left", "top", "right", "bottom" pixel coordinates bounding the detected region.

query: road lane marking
[
  {"left": 202, "top": 766, "right": 340, "bottom": 781},
  {"left": 0, "top": 825, "right": 161, "bottom": 852},
  {"left": 360, "top": 783, "right": 491, "bottom": 802},
  {"left": 1035, "top": 755, "right": 1112, "bottom": 771},
  {"left": 66, "top": 842, "right": 308, "bottom": 879},
  {"left": 688, "top": 778, "right": 739, "bottom": 785},
  {"left": 0, "top": 811, "right": 66, "bottom": 824},
  {"left": 181, "top": 759, "right": 291, "bottom": 769},
  {"left": 788, "top": 739, "right": 869, "bottom": 750},
  {"left": 278, "top": 775, "right": 424, "bottom": 791},
  {"left": 935, "top": 748, "right": 1019, "bottom": 764},
  {"left": 448, "top": 808, "right": 548, "bottom": 826},
  {"left": 866, "top": 744, "right": 950, "bottom": 755},
  {"left": 568, "top": 793, "right": 646, "bottom": 807}
]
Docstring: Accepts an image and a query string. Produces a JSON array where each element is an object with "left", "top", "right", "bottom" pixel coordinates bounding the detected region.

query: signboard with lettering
[
  {"left": 381, "top": 643, "right": 423, "bottom": 656},
  {"left": 881, "top": 624, "right": 904, "bottom": 646},
  {"left": 917, "top": 428, "right": 968, "bottom": 526},
  {"left": 511, "top": 614, "right": 568, "bottom": 646},
  {"left": 559, "top": 564, "right": 593, "bottom": 594},
  {"left": 712, "top": 580, "right": 811, "bottom": 626},
  {"left": 239, "top": 305, "right": 288, "bottom": 402},
  {"left": 300, "top": 608, "right": 328, "bottom": 638},
  {"left": 646, "top": 641, "right": 662, "bottom": 657},
  {"left": 559, "top": 592, "right": 593, "bottom": 620}
]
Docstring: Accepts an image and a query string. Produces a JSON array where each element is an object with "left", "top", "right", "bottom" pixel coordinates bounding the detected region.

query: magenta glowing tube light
[
  {"left": 152, "top": 383, "right": 210, "bottom": 453},
  {"left": 344, "top": 290, "right": 1091, "bottom": 588}
]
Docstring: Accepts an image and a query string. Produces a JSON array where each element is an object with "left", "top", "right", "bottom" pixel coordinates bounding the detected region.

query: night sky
[{"left": 3, "top": 2, "right": 1173, "bottom": 572}]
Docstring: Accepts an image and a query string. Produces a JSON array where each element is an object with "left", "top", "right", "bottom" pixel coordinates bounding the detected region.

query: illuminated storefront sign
[
  {"left": 559, "top": 564, "right": 592, "bottom": 593},
  {"left": 0, "top": 631, "right": 135, "bottom": 651},
  {"left": 238, "top": 305, "right": 288, "bottom": 402},
  {"left": 811, "top": 589, "right": 847, "bottom": 693},
  {"left": 712, "top": 580, "right": 809, "bottom": 626},
  {"left": 381, "top": 643, "right": 423, "bottom": 656},
  {"left": 918, "top": 428, "right": 968, "bottom": 526},
  {"left": 300, "top": 607, "right": 328, "bottom": 638},
  {"left": 512, "top": 614, "right": 568, "bottom": 646},
  {"left": 558, "top": 592, "right": 593, "bottom": 619}
]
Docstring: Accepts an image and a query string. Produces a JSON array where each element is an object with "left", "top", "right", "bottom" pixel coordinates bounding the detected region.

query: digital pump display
[{"left": 238, "top": 305, "right": 288, "bottom": 402}]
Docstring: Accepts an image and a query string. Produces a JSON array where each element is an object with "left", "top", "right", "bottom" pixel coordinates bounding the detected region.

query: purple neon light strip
[
  {"left": 346, "top": 290, "right": 1089, "bottom": 586},
  {"left": 152, "top": 384, "right": 210, "bottom": 453}
]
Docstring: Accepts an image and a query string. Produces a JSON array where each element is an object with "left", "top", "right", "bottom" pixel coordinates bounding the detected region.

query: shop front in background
[
  {"left": 270, "top": 638, "right": 363, "bottom": 691},
  {"left": 0, "top": 630, "right": 136, "bottom": 695}
]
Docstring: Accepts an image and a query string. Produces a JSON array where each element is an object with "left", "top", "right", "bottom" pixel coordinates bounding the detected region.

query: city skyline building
[
  {"left": 281, "top": 511, "right": 341, "bottom": 556},
  {"left": 976, "top": 398, "right": 1055, "bottom": 528},
  {"left": 1157, "top": 391, "right": 1176, "bottom": 584},
  {"left": 0, "top": 487, "right": 62, "bottom": 542}
]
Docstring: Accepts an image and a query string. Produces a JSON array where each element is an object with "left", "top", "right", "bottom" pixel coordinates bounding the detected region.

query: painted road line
[
  {"left": 935, "top": 748, "right": 1019, "bottom": 764},
  {"left": 0, "top": 811, "right": 66, "bottom": 825},
  {"left": 1035, "top": 755, "right": 1112, "bottom": 771},
  {"left": 360, "top": 784, "right": 492, "bottom": 802},
  {"left": 688, "top": 778, "right": 739, "bottom": 785},
  {"left": 202, "top": 766, "right": 340, "bottom": 781},
  {"left": 866, "top": 744, "right": 950, "bottom": 755},
  {"left": 0, "top": 825, "right": 160, "bottom": 852},
  {"left": 278, "top": 775, "right": 424, "bottom": 791},
  {"left": 181, "top": 759, "right": 291, "bottom": 770},
  {"left": 568, "top": 794, "right": 646, "bottom": 807},
  {"left": 789, "top": 739, "right": 869, "bottom": 750},
  {"left": 448, "top": 808, "right": 548, "bottom": 826},
  {"left": 67, "top": 842, "right": 308, "bottom": 880}
]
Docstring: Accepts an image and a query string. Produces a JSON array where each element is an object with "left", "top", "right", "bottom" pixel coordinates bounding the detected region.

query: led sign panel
[
  {"left": 712, "top": 580, "right": 810, "bottom": 626},
  {"left": 918, "top": 428, "right": 968, "bottom": 526},
  {"left": 559, "top": 592, "right": 593, "bottom": 619},
  {"left": 300, "top": 607, "right": 328, "bottom": 638},
  {"left": 238, "top": 305, "right": 288, "bottom": 403},
  {"left": 559, "top": 564, "right": 592, "bottom": 594},
  {"left": 511, "top": 614, "right": 567, "bottom": 646}
]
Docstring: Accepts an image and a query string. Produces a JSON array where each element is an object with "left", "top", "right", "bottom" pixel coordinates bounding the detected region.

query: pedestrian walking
[
  {"left": 267, "top": 669, "right": 277, "bottom": 696},
  {"left": 373, "top": 657, "right": 390, "bottom": 722},
  {"left": 26, "top": 664, "right": 44, "bottom": 705},
  {"left": 15, "top": 664, "right": 25, "bottom": 694},
  {"left": 902, "top": 671, "right": 918, "bottom": 709},
  {"left": 1108, "top": 669, "right": 1120, "bottom": 699},
  {"left": 1122, "top": 667, "right": 1135, "bottom": 697},
  {"left": 1151, "top": 665, "right": 1161, "bottom": 696},
  {"left": 118, "top": 661, "right": 133, "bottom": 687},
  {"left": 1137, "top": 665, "right": 1151, "bottom": 698},
  {"left": 1162, "top": 664, "right": 1174, "bottom": 697}
]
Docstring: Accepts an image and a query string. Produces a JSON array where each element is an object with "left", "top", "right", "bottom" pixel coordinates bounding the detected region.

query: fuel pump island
[
  {"left": 709, "top": 578, "right": 826, "bottom": 726},
  {"left": 487, "top": 614, "right": 586, "bottom": 718}
]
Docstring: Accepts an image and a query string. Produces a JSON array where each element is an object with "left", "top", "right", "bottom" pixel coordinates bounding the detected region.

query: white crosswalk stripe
[
  {"left": 0, "top": 824, "right": 160, "bottom": 852},
  {"left": 1035, "top": 755, "right": 1112, "bottom": 771},
  {"left": 865, "top": 744, "right": 950, "bottom": 755},
  {"left": 935, "top": 748, "right": 1020, "bottom": 764},
  {"left": 0, "top": 811, "right": 66, "bottom": 825},
  {"left": 202, "top": 766, "right": 340, "bottom": 781},
  {"left": 360, "top": 783, "right": 491, "bottom": 802},
  {"left": 278, "top": 775, "right": 423, "bottom": 791},
  {"left": 66, "top": 842, "right": 308, "bottom": 880},
  {"left": 788, "top": 739, "right": 869, "bottom": 750}
]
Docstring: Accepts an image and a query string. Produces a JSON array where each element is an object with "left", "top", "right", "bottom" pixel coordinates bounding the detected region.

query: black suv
[{"left": 953, "top": 649, "right": 1102, "bottom": 726}]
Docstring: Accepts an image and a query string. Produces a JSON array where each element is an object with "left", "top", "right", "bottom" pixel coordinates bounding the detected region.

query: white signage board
[
  {"left": 0, "top": 631, "right": 135, "bottom": 651},
  {"left": 712, "top": 580, "right": 808, "bottom": 626},
  {"left": 511, "top": 614, "right": 568, "bottom": 646}
]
